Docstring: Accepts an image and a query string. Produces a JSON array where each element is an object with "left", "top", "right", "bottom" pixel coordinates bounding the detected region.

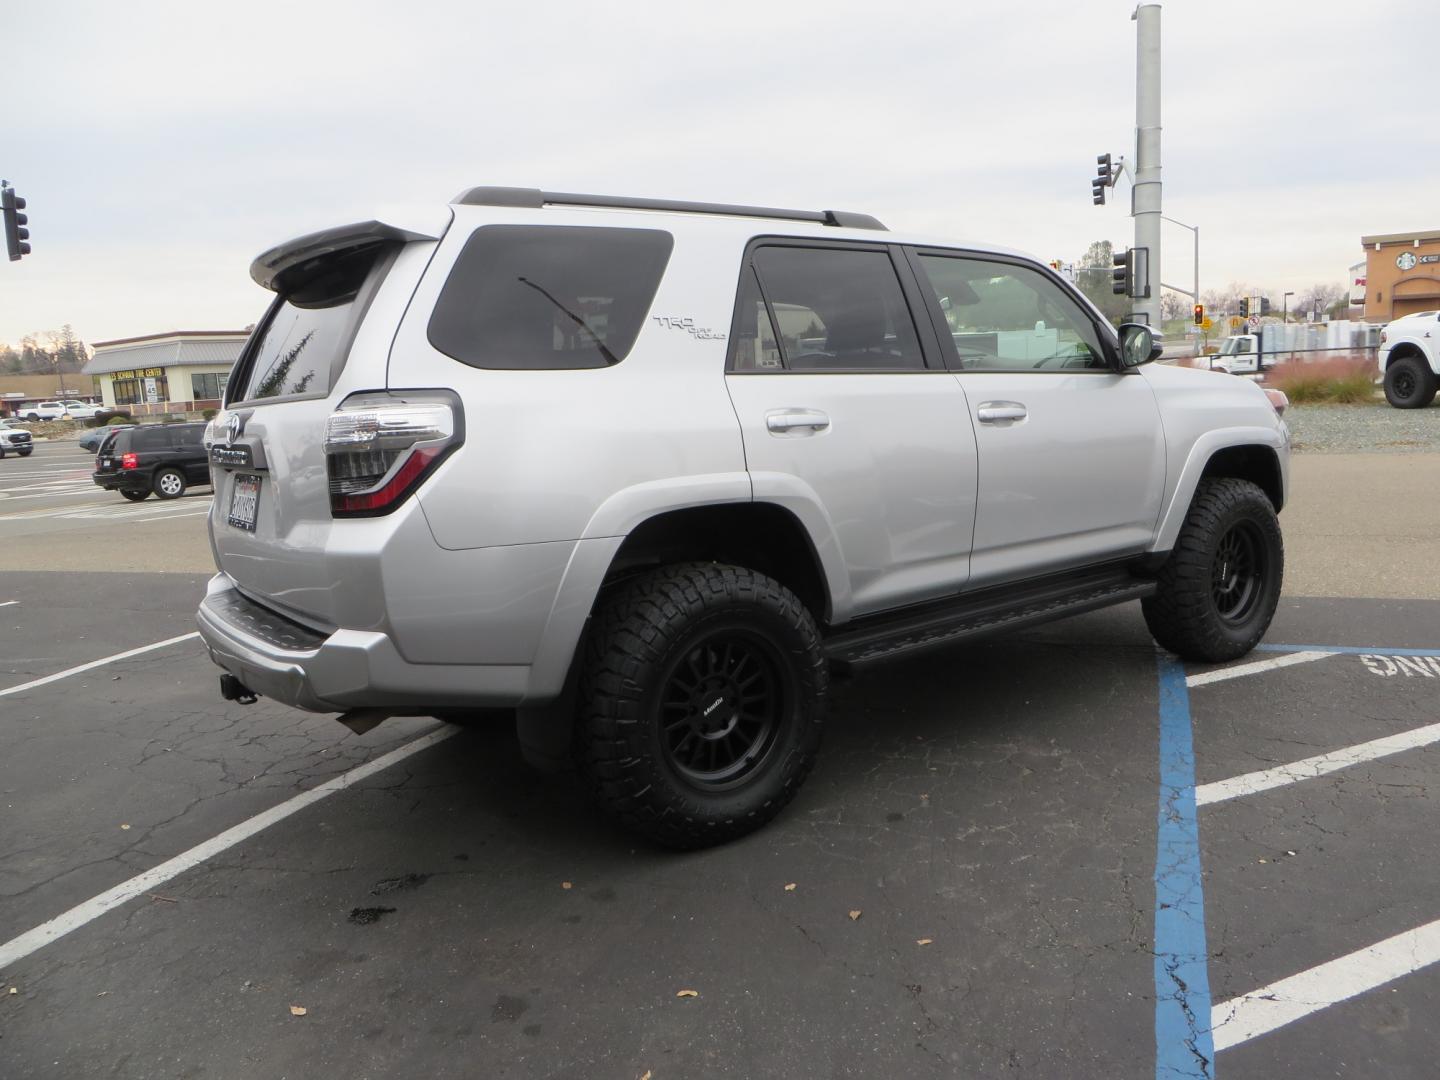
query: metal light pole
[
  {"left": 1282, "top": 291, "right": 1294, "bottom": 323},
  {"left": 1132, "top": 4, "right": 1163, "bottom": 329},
  {"left": 1160, "top": 214, "right": 1199, "bottom": 301}
]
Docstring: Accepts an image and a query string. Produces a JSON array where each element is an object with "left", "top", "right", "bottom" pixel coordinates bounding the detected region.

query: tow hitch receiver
[{"left": 220, "top": 674, "right": 259, "bottom": 705}]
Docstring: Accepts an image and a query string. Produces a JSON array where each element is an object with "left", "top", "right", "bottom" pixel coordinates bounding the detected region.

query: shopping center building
[
  {"left": 83, "top": 330, "right": 247, "bottom": 417},
  {"left": 1359, "top": 229, "right": 1440, "bottom": 321}
]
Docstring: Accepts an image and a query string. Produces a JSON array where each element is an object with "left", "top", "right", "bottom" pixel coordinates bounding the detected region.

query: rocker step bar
[{"left": 824, "top": 563, "right": 1157, "bottom": 671}]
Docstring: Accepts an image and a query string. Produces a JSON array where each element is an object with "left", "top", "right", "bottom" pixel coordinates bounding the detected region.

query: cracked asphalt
[{"left": 1, "top": 446, "right": 1438, "bottom": 1078}]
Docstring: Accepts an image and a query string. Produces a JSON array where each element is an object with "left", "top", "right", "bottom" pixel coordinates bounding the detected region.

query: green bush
[
  {"left": 90, "top": 410, "right": 134, "bottom": 426},
  {"left": 202, "top": 408, "right": 218, "bottom": 420}
]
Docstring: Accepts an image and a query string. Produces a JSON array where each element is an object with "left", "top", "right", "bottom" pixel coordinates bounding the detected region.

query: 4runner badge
[{"left": 653, "top": 316, "right": 726, "bottom": 341}]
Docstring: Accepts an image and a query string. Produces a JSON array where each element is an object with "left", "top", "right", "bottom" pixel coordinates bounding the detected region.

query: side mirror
[{"left": 1118, "top": 322, "right": 1158, "bottom": 368}]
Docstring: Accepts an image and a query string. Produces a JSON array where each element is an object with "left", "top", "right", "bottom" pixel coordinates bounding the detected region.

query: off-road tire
[
  {"left": 1143, "top": 478, "right": 1283, "bottom": 663},
  {"left": 121, "top": 490, "right": 149, "bottom": 502},
  {"left": 577, "top": 562, "right": 826, "bottom": 849},
  {"left": 154, "top": 468, "right": 186, "bottom": 499},
  {"left": 1384, "top": 356, "right": 1438, "bottom": 409}
]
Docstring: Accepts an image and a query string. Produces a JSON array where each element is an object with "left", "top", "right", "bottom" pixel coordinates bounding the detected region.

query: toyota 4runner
[{"left": 197, "top": 187, "right": 1290, "bottom": 848}]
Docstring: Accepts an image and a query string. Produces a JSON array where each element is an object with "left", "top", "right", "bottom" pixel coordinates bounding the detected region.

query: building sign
[
  {"left": 1397, "top": 252, "right": 1418, "bottom": 270},
  {"left": 110, "top": 367, "right": 165, "bottom": 379},
  {"left": 1423, "top": 255, "right": 1440, "bottom": 265}
]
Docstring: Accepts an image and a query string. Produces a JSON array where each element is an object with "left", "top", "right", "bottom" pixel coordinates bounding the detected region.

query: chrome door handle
[
  {"left": 766, "top": 409, "right": 830, "bottom": 433},
  {"left": 977, "top": 401, "right": 1027, "bottom": 424}
]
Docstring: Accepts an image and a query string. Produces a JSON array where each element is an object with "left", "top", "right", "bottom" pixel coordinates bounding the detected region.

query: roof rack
[{"left": 451, "top": 186, "right": 886, "bottom": 232}]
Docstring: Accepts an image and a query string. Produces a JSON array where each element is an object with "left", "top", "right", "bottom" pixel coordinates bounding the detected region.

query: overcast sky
[{"left": 2, "top": 0, "right": 1432, "bottom": 346}]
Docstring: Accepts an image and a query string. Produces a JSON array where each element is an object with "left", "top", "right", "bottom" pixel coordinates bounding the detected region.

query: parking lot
[{"left": 3, "top": 439, "right": 1439, "bottom": 1078}]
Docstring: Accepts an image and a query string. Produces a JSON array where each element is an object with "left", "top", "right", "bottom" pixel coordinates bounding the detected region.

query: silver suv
[{"left": 198, "top": 187, "right": 1290, "bottom": 847}]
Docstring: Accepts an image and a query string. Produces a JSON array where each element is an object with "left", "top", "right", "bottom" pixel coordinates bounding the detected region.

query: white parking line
[
  {"left": 1212, "top": 917, "right": 1440, "bottom": 1051},
  {"left": 0, "top": 632, "right": 201, "bottom": 699},
  {"left": 0, "top": 601, "right": 17, "bottom": 608},
  {"left": 1186, "top": 650, "right": 1333, "bottom": 687},
  {"left": 1195, "top": 720, "right": 1440, "bottom": 806},
  {"left": 0, "top": 725, "right": 459, "bottom": 973}
]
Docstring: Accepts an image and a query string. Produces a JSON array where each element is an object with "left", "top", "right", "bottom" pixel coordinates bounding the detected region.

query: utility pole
[{"left": 1132, "top": 4, "right": 1162, "bottom": 328}]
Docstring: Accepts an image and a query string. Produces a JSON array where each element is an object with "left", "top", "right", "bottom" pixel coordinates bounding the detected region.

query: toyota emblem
[{"left": 226, "top": 413, "right": 243, "bottom": 445}]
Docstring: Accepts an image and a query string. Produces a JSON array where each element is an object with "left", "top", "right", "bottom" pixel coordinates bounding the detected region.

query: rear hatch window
[
  {"left": 427, "top": 225, "right": 673, "bottom": 370},
  {"left": 230, "top": 243, "right": 396, "bottom": 403}
]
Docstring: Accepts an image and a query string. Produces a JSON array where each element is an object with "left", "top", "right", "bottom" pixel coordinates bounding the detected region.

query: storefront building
[
  {"left": 1359, "top": 229, "right": 1440, "bottom": 322},
  {"left": 84, "top": 330, "right": 248, "bottom": 417}
]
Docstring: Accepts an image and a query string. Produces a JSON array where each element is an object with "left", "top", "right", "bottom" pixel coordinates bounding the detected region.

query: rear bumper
[
  {"left": 93, "top": 471, "right": 150, "bottom": 492},
  {"left": 196, "top": 574, "right": 532, "bottom": 713}
]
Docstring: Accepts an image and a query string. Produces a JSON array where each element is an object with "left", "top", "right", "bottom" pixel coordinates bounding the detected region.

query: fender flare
[
  {"left": 523, "top": 472, "right": 851, "bottom": 701},
  {"left": 1151, "top": 427, "right": 1287, "bottom": 554}
]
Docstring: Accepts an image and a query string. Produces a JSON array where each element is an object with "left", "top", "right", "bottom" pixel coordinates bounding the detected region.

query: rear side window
[
  {"left": 734, "top": 245, "right": 926, "bottom": 371},
  {"left": 173, "top": 426, "right": 205, "bottom": 448},
  {"left": 234, "top": 243, "right": 393, "bottom": 402},
  {"left": 428, "top": 225, "right": 673, "bottom": 370},
  {"left": 130, "top": 427, "right": 171, "bottom": 451}
]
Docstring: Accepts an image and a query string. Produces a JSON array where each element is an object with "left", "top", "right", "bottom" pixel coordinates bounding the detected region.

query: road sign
[
  {"left": 1246, "top": 315, "right": 1260, "bottom": 329},
  {"left": 1201, "top": 317, "right": 1213, "bottom": 331},
  {"left": 1228, "top": 316, "right": 1243, "bottom": 330}
]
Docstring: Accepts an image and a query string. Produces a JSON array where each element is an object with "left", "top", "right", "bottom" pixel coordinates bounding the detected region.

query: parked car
[
  {"left": 196, "top": 186, "right": 1290, "bottom": 848},
  {"left": 92, "top": 423, "right": 210, "bottom": 501},
  {"left": 21, "top": 401, "right": 68, "bottom": 421},
  {"left": 61, "top": 400, "right": 103, "bottom": 420},
  {"left": 79, "top": 424, "right": 127, "bottom": 453},
  {"left": 0, "top": 419, "right": 35, "bottom": 457},
  {"left": 1377, "top": 311, "right": 1440, "bottom": 408}
]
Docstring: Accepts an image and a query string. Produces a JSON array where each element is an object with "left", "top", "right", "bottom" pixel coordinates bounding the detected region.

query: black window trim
[
  {"left": 725, "top": 236, "right": 947, "bottom": 374},
  {"left": 903, "top": 246, "right": 1125, "bottom": 374},
  {"left": 225, "top": 242, "right": 401, "bottom": 408}
]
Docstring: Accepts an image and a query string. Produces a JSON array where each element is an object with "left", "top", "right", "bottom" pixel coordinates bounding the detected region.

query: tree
[
  {"left": 1159, "top": 290, "right": 1190, "bottom": 323},
  {"left": 1201, "top": 281, "right": 1263, "bottom": 318},
  {"left": 1294, "top": 283, "right": 1347, "bottom": 320}
]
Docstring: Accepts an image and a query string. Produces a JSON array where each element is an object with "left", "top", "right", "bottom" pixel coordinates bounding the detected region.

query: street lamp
[{"left": 1282, "top": 291, "right": 1294, "bottom": 324}]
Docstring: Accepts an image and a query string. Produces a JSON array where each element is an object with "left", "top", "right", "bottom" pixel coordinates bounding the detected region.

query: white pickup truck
[
  {"left": 1378, "top": 310, "right": 1440, "bottom": 408},
  {"left": 1204, "top": 334, "right": 1261, "bottom": 376}
]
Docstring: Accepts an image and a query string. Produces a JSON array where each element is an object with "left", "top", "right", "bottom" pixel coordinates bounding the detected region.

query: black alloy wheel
[
  {"left": 121, "top": 490, "right": 149, "bottom": 502},
  {"left": 658, "top": 630, "right": 785, "bottom": 790},
  {"left": 1210, "top": 520, "right": 1265, "bottom": 625},
  {"left": 577, "top": 563, "right": 827, "bottom": 849}
]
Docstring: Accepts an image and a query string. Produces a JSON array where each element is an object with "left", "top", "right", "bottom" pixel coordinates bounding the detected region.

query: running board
[{"left": 824, "top": 566, "right": 1156, "bottom": 671}]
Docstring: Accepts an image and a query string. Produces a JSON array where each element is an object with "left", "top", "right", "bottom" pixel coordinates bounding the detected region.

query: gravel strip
[{"left": 1283, "top": 399, "right": 1440, "bottom": 453}]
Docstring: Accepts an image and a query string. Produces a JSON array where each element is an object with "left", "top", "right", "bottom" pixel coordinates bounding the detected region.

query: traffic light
[
  {"left": 1239, "top": 297, "right": 1250, "bottom": 317},
  {"left": 1091, "top": 153, "right": 1112, "bottom": 206},
  {"left": 2, "top": 185, "right": 29, "bottom": 262},
  {"left": 1259, "top": 296, "right": 1272, "bottom": 316},
  {"left": 1112, "top": 249, "right": 1130, "bottom": 296},
  {"left": 1193, "top": 303, "right": 1204, "bottom": 326}
]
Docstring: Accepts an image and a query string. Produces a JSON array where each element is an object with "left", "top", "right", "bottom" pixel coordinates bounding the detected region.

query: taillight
[
  {"left": 324, "top": 391, "right": 461, "bottom": 517},
  {"left": 121, "top": 452, "right": 139, "bottom": 469}
]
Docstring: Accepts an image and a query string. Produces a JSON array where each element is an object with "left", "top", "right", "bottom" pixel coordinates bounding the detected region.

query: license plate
[{"left": 228, "top": 473, "right": 261, "bottom": 531}]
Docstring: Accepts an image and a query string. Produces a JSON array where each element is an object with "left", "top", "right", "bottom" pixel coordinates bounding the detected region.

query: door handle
[
  {"left": 977, "top": 401, "right": 1028, "bottom": 424},
  {"left": 766, "top": 409, "right": 830, "bottom": 433}
]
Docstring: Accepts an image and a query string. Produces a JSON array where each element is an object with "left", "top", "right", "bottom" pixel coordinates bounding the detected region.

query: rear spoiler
[{"left": 250, "top": 209, "right": 452, "bottom": 292}]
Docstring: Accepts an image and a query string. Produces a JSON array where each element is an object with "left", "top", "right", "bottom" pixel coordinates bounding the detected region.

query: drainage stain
[{"left": 348, "top": 906, "right": 398, "bottom": 926}]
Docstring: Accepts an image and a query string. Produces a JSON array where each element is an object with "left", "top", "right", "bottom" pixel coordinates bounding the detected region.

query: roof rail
[{"left": 451, "top": 186, "right": 886, "bottom": 232}]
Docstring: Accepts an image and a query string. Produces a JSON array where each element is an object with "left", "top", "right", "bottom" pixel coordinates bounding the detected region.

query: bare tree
[{"left": 1294, "top": 283, "right": 1347, "bottom": 319}]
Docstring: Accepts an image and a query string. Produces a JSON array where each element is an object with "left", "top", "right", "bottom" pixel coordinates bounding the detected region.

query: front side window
[
  {"left": 428, "top": 225, "right": 673, "bottom": 370},
  {"left": 735, "top": 245, "right": 925, "bottom": 371},
  {"left": 917, "top": 255, "right": 1108, "bottom": 372}
]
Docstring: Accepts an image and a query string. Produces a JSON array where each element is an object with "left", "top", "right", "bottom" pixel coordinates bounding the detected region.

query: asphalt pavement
[{"left": 1, "top": 438, "right": 1439, "bottom": 1078}]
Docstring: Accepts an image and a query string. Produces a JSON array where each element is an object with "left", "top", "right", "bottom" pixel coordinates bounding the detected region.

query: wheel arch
[
  {"left": 1384, "top": 342, "right": 1430, "bottom": 368},
  {"left": 1153, "top": 431, "right": 1287, "bottom": 555}
]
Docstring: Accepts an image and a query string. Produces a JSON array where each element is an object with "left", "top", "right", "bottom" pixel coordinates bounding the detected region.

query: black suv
[{"left": 93, "top": 423, "right": 211, "bottom": 501}]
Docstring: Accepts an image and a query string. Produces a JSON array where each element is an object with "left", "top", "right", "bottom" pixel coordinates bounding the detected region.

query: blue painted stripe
[
  {"left": 1154, "top": 654, "right": 1215, "bottom": 1079},
  {"left": 1256, "top": 643, "right": 1440, "bottom": 657}
]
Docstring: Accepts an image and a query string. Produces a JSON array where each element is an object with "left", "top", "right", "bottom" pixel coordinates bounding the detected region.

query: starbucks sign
[{"left": 1396, "top": 251, "right": 1418, "bottom": 270}]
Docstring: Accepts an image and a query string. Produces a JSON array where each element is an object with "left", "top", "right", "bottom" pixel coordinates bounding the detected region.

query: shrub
[
  {"left": 1263, "top": 358, "right": 1378, "bottom": 404},
  {"left": 90, "top": 410, "right": 132, "bottom": 427},
  {"left": 202, "top": 408, "right": 218, "bottom": 420}
]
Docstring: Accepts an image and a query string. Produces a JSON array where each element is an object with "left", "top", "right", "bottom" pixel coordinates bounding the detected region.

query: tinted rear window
[
  {"left": 235, "top": 243, "right": 392, "bottom": 402},
  {"left": 428, "top": 225, "right": 673, "bottom": 370},
  {"left": 129, "top": 427, "right": 171, "bottom": 451}
]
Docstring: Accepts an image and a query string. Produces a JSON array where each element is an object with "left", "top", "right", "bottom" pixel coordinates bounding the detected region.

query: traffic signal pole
[{"left": 1132, "top": 4, "right": 1162, "bottom": 329}]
